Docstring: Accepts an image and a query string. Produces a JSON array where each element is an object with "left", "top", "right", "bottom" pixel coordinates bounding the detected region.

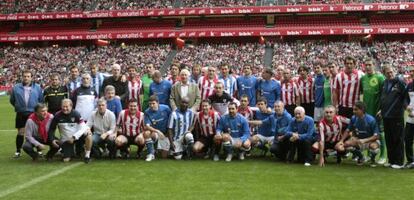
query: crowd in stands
[
  {"left": 272, "top": 41, "right": 414, "bottom": 74},
  {"left": 95, "top": 0, "right": 174, "bottom": 11},
  {"left": 1, "top": 41, "right": 413, "bottom": 86},
  {"left": 181, "top": 0, "right": 255, "bottom": 7},
  {"left": 15, "top": 0, "right": 95, "bottom": 13},
  {"left": 174, "top": 43, "right": 265, "bottom": 75},
  {"left": 0, "top": 44, "right": 170, "bottom": 86},
  {"left": 3, "top": 0, "right": 414, "bottom": 14}
]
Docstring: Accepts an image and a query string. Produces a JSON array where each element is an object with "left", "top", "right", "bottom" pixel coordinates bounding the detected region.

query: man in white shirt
[{"left": 86, "top": 98, "right": 117, "bottom": 159}]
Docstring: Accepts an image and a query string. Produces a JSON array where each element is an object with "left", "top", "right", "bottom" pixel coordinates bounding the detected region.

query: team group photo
[{"left": 1, "top": 0, "right": 414, "bottom": 199}]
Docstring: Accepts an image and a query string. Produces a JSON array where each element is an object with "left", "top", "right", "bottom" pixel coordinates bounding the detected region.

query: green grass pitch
[{"left": 0, "top": 96, "right": 413, "bottom": 200}]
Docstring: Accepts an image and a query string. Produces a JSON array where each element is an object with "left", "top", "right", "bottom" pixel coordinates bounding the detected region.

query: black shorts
[
  {"left": 324, "top": 141, "right": 337, "bottom": 151},
  {"left": 15, "top": 112, "right": 32, "bottom": 129},
  {"left": 338, "top": 106, "right": 353, "bottom": 119},
  {"left": 197, "top": 135, "right": 214, "bottom": 148},
  {"left": 285, "top": 105, "right": 296, "bottom": 116},
  {"left": 61, "top": 136, "right": 86, "bottom": 158},
  {"left": 126, "top": 135, "right": 139, "bottom": 146}
]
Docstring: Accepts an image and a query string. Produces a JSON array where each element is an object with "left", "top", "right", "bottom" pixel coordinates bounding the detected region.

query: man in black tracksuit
[
  {"left": 43, "top": 73, "right": 68, "bottom": 115},
  {"left": 101, "top": 64, "right": 128, "bottom": 109},
  {"left": 380, "top": 64, "right": 409, "bottom": 169}
]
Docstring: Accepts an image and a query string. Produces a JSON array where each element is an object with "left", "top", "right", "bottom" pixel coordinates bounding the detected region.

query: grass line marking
[{"left": 0, "top": 162, "right": 82, "bottom": 198}]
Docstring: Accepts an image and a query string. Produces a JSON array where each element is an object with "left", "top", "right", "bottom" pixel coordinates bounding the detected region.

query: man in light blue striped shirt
[
  {"left": 90, "top": 63, "right": 105, "bottom": 97},
  {"left": 218, "top": 63, "right": 237, "bottom": 97},
  {"left": 168, "top": 97, "right": 195, "bottom": 160},
  {"left": 66, "top": 65, "right": 81, "bottom": 97}
]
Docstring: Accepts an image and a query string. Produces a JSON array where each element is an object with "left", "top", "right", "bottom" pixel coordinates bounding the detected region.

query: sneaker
[
  {"left": 383, "top": 163, "right": 391, "bottom": 167},
  {"left": 145, "top": 154, "right": 155, "bottom": 162},
  {"left": 213, "top": 154, "right": 220, "bottom": 162},
  {"left": 357, "top": 158, "right": 364, "bottom": 166},
  {"left": 377, "top": 158, "right": 387, "bottom": 165},
  {"left": 345, "top": 152, "right": 352, "bottom": 158},
  {"left": 225, "top": 154, "right": 232, "bottom": 162},
  {"left": 239, "top": 152, "right": 245, "bottom": 161},
  {"left": 84, "top": 157, "right": 91, "bottom": 164},
  {"left": 370, "top": 161, "right": 377, "bottom": 168},
  {"left": 37, "top": 151, "right": 44, "bottom": 158},
  {"left": 405, "top": 162, "right": 414, "bottom": 169},
  {"left": 13, "top": 152, "right": 21, "bottom": 158},
  {"left": 245, "top": 150, "right": 251, "bottom": 157},
  {"left": 304, "top": 162, "right": 311, "bottom": 167},
  {"left": 116, "top": 150, "right": 122, "bottom": 158},
  {"left": 391, "top": 164, "right": 403, "bottom": 169}
]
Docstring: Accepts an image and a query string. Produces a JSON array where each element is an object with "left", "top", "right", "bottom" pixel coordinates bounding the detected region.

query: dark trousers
[
  {"left": 23, "top": 140, "right": 59, "bottom": 159},
  {"left": 405, "top": 123, "right": 414, "bottom": 163},
  {"left": 285, "top": 105, "right": 296, "bottom": 116},
  {"left": 270, "top": 137, "right": 290, "bottom": 161},
  {"left": 92, "top": 134, "right": 116, "bottom": 158},
  {"left": 383, "top": 118, "right": 405, "bottom": 166},
  {"left": 301, "top": 103, "right": 314, "bottom": 119},
  {"left": 287, "top": 139, "right": 313, "bottom": 163},
  {"left": 338, "top": 106, "right": 354, "bottom": 119}
]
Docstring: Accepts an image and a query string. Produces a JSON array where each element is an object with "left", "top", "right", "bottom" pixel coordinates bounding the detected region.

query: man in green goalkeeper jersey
[
  {"left": 360, "top": 58, "right": 386, "bottom": 164},
  {"left": 322, "top": 64, "right": 332, "bottom": 107},
  {"left": 142, "top": 63, "right": 155, "bottom": 110}
]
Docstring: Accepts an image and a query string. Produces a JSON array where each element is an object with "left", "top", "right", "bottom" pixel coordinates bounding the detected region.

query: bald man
[
  {"left": 170, "top": 69, "right": 201, "bottom": 112},
  {"left": 102, "top": 63, "right": 128, "bottom": 109},
  {"left": 285, "top": 106, "right": 315, "bottom": 166}
]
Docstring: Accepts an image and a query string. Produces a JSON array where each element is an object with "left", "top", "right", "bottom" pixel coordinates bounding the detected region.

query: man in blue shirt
[
  {"left": 257, "top": 68, "right": 281, "bottom": 108},
  {"left": 313, "top": 63, "right": 325, "bottom": 123},
  {"left": 145, "top": 95, "right": 172, "bottom": 160},
  {"left": 216, "top": 102, "right": 251, "bottom": 162},
  {"left": 249, "top": 100, "right": 292, "bottom": 160},
  {"left": 10, "top": 69, "right": 43, "bottom": 158},
  {"left": 249, "top": 98, "right": 273, "bottom": 155},
  {"left": 149, "top": 70, "right": 172, "bottom": 107},
  {"left": 285, "top": 106, "right": 315, "bottom": 166},
  {"left": 270, "top": 101, "right": 292, "bottom": 160},
  {"left": 337, "top": 101, "right": 380, "bottom": 167},
  {"left": 237, "top": 64, "right": 258, "bottom": 107}
]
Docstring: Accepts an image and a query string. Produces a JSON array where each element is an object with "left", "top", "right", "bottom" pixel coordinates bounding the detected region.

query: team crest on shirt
[{"left": 369, "top": 78, "right": 378, "bottom": 87}]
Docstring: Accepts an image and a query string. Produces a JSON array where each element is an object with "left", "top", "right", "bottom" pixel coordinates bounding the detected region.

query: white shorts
[
  {"left": 230, "top": 137, "right": 244, "bottom": 147},
  {"left": 157, "top": 137, "right": 170, "bottom": 151},
  {"left": 256, "top": 134, "right": 274, "bottom": 145},
  {"left": 172, "top": 133, "right": 194, "bottom": 154},
  {"left": 314, "top": 107, "right": 324, "bottom": 122},
  {"left": 360, "top": 140, "right": 381, "bottom": 150}
]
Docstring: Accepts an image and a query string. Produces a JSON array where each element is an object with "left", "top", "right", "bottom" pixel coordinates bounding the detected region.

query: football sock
[{"left": 16, "top": 135, "right": 24, "bottom": 152}]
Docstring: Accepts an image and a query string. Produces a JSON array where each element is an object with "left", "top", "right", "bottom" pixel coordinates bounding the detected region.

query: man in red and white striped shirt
[
  {"left": 297, "top": 65, "right": 315, "bottom": 118},
  {"left": 115, "top": 99, "right": 145, "bottom": 158},
  {"left": 312, "top": 105, "right": 350, "bottom": 166},
  {"left": 281, "top": 68, "right": 300, "bottom": 116},
  {"left": 166, "top": 63, "right": 181, "bottom": 85},
  {"left": 237, "top": 95, "right": 258, "bottom": 121},
  {"left": 127, "top": 66, "right": 143, "bottom": 109},
  {"left": 193, "top": 99, "right": 221, "bottom": 158},
  {"left": 198, "top": 66, "right": 218, "bottom": 101},
  {"left": 333, "top": 56, "right": 363, "bottom": 119}
]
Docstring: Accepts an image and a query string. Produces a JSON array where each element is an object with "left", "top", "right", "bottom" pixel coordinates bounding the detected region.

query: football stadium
[{"left": 1, "top": 0, "right": 414, "bottom": 199}]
